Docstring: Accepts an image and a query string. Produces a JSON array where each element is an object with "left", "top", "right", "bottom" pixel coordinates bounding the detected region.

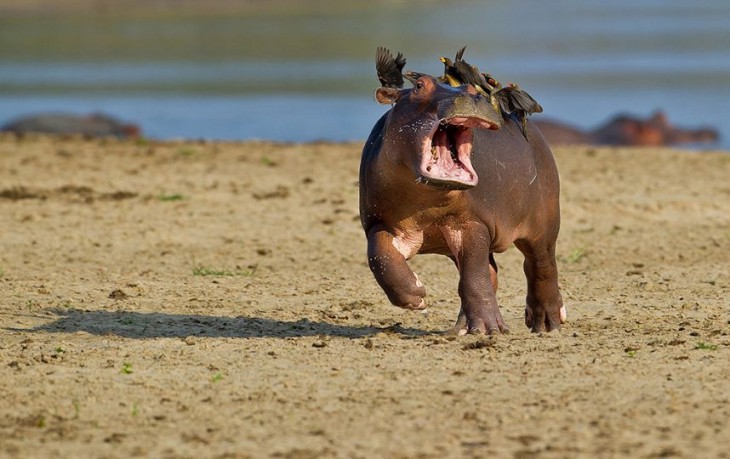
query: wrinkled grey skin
[{"left": 360, "top": 74, "right": 564, "bottom": 334}]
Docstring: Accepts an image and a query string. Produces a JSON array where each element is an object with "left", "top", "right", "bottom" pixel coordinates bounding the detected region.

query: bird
[
  {"left": 453, "top": 50, "right": 492, "bottom": 94},
  {"left": 376, "top": 47, "right": 406, "bottom": 88},
  {"left": 439, "top": 50, "right": 461, "bottom": 87},
  {"left": 438, "top": 46, "right": 543, "bottom": 138},
  {"left": 439, "top": 47, "right": 488, "bottom": 93},
  {"left": 440, "top": 46, "right": 502, "bottom": 115},
  {"left": 493, "top": 83, "right": 543, "bottom": 137}
]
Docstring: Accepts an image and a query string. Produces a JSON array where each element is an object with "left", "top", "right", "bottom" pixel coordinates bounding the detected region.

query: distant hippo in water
[
  {"left": 1, "top": 113, "right": 141, "bottom": 139},
  {"left": 534, "top": 111, "right": 719, "bottom": 147},
  {"left": 360, "top": 70, "right": 565, "bottom": 334}
]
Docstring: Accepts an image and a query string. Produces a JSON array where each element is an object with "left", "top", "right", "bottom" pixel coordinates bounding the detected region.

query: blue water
[{"left": 1, "top": 1, "right": 729, "bottom": 148}]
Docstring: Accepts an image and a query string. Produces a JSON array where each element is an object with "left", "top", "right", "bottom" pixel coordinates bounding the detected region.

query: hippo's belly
[{"left": 390, "top": 226, "right": 460, "bottom": 259}]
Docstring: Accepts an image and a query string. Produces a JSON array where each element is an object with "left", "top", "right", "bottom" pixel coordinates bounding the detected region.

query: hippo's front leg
[
  {"left": 454, "top": 224, "right": 509, "bottom": 335},
  {"left": 367, "top": 226, "right": 426, "bottom": 310},
  {"left": 451, "top": 253, "right": 500, "bottom": 335}
]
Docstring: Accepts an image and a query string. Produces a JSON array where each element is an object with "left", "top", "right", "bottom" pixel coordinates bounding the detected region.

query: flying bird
[{"left": 376, "top": 47, "right": 406, "bottom": 88}]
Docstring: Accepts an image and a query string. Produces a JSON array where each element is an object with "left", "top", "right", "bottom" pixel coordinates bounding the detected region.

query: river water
[{"left": 1, "top": 0, "right": 729, "bottom": 148}]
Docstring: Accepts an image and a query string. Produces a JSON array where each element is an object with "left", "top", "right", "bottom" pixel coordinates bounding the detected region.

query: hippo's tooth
[{"left": 431, "top": 146, "right": 438, "bottom": 159}]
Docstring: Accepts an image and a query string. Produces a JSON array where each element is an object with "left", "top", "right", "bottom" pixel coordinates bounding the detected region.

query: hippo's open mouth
[{"left": 417, "top": 117, "right": 497, "bottom": 190}]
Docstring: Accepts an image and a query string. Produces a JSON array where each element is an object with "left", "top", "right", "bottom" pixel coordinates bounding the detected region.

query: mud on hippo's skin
[{"left": 360, "top": 49, "right": 564, "bottom": 334}]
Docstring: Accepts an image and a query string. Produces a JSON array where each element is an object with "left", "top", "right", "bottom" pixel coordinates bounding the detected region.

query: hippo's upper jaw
[{"left": 417, "top": 116, "right": 496, "bottom": 190}]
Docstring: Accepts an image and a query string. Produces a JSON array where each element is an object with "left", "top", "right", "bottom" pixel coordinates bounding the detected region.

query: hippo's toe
[
  {"left": 449, "top": 306, "right": 509, "bottom": 335},
  {"left": 525, "top": 304, "right": 563, "bottom": 333}
]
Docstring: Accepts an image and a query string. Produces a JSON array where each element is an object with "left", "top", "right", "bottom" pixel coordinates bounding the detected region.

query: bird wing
[
  {"left": 455, "top": 45, "right": 467, "bottom": 62},
  {"left": 453, "top": 60, "right": 489, "bottom": 94},
  {"left": 495, "top": 85, "right": 543, "bottom": 115},
  {"left": 376, "top": 47, "right": 406, "bottom": 88}
]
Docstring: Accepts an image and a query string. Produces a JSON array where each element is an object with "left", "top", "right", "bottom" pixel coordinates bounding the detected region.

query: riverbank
[{"left": 1, "top": 136, "right": 728, "bottom": 458}]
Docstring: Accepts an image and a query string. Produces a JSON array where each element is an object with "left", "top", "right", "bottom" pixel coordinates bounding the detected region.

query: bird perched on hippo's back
[{"left": 493, "top": 82, "right": 543, "bottom": 136}]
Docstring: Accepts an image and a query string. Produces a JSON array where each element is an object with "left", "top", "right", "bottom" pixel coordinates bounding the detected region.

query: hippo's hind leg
[
  {"left": 515, "top": 237, "right": 565, "bottom": 332},
  {"left": 367, "top": 226, "right": 426, "bottom": 310},
  {"left": 451, "top": 253, "right": 499, "bottom": 335}
]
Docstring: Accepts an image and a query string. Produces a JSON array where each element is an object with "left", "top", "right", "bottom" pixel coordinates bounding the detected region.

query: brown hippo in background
[
  {"left": 1, "top": 113, "right": 141, "bottom": 139},
  {"left": 360, "top": 70, "right": 565, "bottom": 334},
  {"left": 534, "top": 110, "right": 719, "bottom": 147}
]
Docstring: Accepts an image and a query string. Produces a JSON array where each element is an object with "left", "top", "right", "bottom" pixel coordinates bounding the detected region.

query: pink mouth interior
[{"left": 418, "top": 118, "right": 493, "bottom": 189}]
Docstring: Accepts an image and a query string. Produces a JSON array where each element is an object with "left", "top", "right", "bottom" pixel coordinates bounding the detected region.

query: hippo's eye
[{"left": 416, "top": 81, "right": 424, "bottom": 90}]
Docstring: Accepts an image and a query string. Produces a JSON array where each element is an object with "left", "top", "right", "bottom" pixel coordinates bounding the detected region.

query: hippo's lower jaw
[{"left": 417, "top": 117, "right": 495, "bottom": 190}]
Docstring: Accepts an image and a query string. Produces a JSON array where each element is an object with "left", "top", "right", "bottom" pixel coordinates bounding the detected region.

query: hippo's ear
[{"left": 375, "top": 87, "right": 401, "bottom": 105}]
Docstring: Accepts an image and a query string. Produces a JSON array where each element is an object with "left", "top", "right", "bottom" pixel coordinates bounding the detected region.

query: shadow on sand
[{"left": 17, "top": 308, "right": 432, "bottom": 340}]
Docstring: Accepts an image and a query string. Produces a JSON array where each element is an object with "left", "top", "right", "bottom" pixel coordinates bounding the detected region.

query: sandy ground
[{"left": 0, "top": 134, "right": 728, "bottom": 458}]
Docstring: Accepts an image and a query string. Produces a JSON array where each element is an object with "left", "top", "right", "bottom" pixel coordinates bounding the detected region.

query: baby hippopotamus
[{"left": 360, "top": 70, "right": 565, "bottom": 334}]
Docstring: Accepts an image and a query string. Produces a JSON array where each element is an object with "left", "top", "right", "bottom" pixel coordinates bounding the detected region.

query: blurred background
[{"left": 1, "top": 0, "right": 728, "bottom": 147}]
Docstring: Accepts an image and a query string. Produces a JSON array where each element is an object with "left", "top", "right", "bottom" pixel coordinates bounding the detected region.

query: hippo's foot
[
  {"left": 449, "top": 306, "right": 509, "bottom": 335},
  {"left": 399, "top": 296, "right": 427, "bottom": 311},
  {"left": 387, "top": 272, "right": 427, "bottom": 311},
  {"left": 525, "top": 303, "right": 566, "bottom": 333}
]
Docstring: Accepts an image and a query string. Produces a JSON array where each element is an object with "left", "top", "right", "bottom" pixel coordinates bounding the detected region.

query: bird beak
[{"left": 404, "top": 71, "right": 421, "bottom": 86}]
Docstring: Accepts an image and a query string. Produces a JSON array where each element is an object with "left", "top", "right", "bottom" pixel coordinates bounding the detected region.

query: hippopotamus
[
  {"left": 360, "top": 70, "right": 565, "bottom": 334},
  {"left": 1, "top": 113, "right": 141, "bottom": 139},
  {"left": 534, "top": 111, "right": 719, "bottom": 147}
]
